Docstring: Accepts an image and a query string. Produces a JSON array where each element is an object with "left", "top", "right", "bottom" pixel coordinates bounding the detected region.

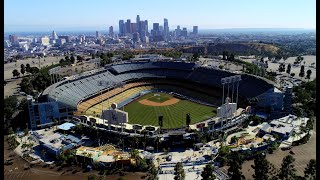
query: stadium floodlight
[
  {"left": 220, "top": 75, "right": 242, "bottom": 127},
  {"left": 49, "top": 66, "right": 61, "bottom": 84}
]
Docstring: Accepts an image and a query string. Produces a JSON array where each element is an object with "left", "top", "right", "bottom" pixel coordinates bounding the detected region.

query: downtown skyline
[{"left": 5, "top": 0, "right": 316, "bottom": 32}]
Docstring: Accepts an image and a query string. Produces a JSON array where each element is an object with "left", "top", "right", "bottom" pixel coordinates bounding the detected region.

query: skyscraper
[
  {"left": 164, "top": 18, "right": 169, "bottom": 38},
  {"left": 9, "top": 35, "right": 18, "bottom": 44},
  {"left": 145, "top": 20, "right": 148, "bottom": 34},
  {"left": 152, "top": 23, "right": 160, "bottom": 36},
  {"left": 132, "top": 32, "right": 140, "bottom": 43},
  {"left": 96, "top": 31, "right": 100, "bottom": 38},
  {"left": 181, "top": 28, "right": 188, "bottom": 37},
  {"left": 52, "top": 31, "right": 58, "bottom": 40},
  {"left": 193, "top": 26, "right": 198, "bottom": 35},
  {"left": 136, "top": 15, "right": 140, "bottom": 33},
  {"left": 119, "top": 20, "right": 125, "bottom": 36},
  {"left": 126, "top": 19, "right": 132, "bottom": 34},
  {"left": 175, "top": 26, "right": 181, "bottom": 37},
  {"left": 109, "top": 26, "right": 114, "bottom": 37}
]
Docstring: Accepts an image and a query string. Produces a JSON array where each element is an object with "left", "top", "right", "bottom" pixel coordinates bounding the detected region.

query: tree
[
  {"left": 201, "top": 163, "right": 216, "bottom": 180},
  {"left": 299, "top": 65, "right": 305, "bottom": 79},
  {"left": 20, "top": 64, "right": 26, "bottom": 76},
  {"left": 290, "top": 73, "right": 295, "bottom": 77},
  {"left": 4, "top": 96, "right": 18, "bottom": 119},
  {"left": 304, "top": 159, "right": 316, "bottom": 179},
  {"left": 230, "top": 136, "right": 239, "bottom": 144},
  {"left": 70, "top": 55, "right": 75, "bottom": 64},
  {"left": 306, "top": 69, "right": 312, "bottom": 79},
  {"left": 12, "top": 69, "right": 20, "bottom": 78},
  {"left": 253, "top": 153, "right": 274, "bottom": 180},
  {"left": 29, "top": 67, "right": 39, "bottom": 74},
  {"left": 227, "top": 151, "right": 245, "bottom": 180},
  {"left": 278, "top": 155, "right": 296, "bottom": 180},
  {"left": 174, "top": 162, "right": 185, "bottom": 180},
  {"left": 7, "top": 127, "right": 14, "bottom": 135},
  {"left": 186, "top": 113, "right": 191, "bottom": 127},
  {"left": 26, "top": 64, "right": 31, "bottom": 73},
  {"left": 228, "top": 54, "right": 235, "bottom": 61},
  {"left": 286, "top": 64, "right": 291, "bottom": 74},
  {"left": 88, "top": 175, "right": 97, "bottom": 180},
  {"left": 278, "top": 63, "right": 285, "bottom": 73},
  {"left": 59, "top": 59, "right": 65, "bottom": 64},
  {"left": 65, "top": 56, "right": 70, "bottom": 61}
]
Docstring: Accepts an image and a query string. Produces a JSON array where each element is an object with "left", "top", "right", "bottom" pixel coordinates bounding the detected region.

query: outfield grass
[{"left": 124, "top": 93, "right": 216, "bottom": 129}]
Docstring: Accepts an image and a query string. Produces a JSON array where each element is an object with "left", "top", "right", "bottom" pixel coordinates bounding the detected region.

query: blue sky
[{"left": 4, "top": 0, "right": 316, "bottom": 32}]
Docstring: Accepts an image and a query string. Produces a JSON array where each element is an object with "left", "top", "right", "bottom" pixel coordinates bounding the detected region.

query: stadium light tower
[{"left": 220, "top": 75, "right": 241, "bottom": 127}]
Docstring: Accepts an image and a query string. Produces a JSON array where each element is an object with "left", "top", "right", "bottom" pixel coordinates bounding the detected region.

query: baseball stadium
[{"left": 38, "top": 60, "right": 278, "bottom": 131}]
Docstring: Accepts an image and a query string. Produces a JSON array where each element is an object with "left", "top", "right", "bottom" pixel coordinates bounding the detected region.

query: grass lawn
[{"left": 124, "top": 93, "right": 216, "bottom": 129}]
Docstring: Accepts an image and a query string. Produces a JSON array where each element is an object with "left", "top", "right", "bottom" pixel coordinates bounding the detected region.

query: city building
[
  {"left": 145, "top": 20, "right": 148, "bottom": 34},
  {"left": 126, "top": 19, "right": 132, "bottom": 34},
  {"left": 52, "top": 31, "right": 58, "bottom": 40},
  {"left": 164, "top": 18, "right": 169, "bottom": 38},
  {"left": 56, "top": 38, "right": 66, "bottom": 46},
  {"left": 109, "top": 26, "right": 114, "bottom": 37},
  {"left": 181, "top": 28, "right": 188, "bottom": 37},
  {"left": 9, "top": 34, "right": 18, "bottom": 44},
  {"left": 96, "top": 31, "right": 100, "bottom": 38},
  {"left": 40, "top": 36, "right": 50, "bottom": 46},
  {"left": 132, "top": 32, "right": 140, "bottom": 43},
  {"left": 58, "top": 35, "right": 71, "bottom": 43},
  {"left": 119, "top": 20, "right": 125, "bottom": 36},
  {"left": 193, "top": 26, "right": 198, "bottom": 35},
  {"left": 136, "top": 15, "right": 140, "bottom": 32},
  {"left": 175, "top": 26, "right": 181, "bottom": 37},
  {"left": 27, "top": 95, "right": 64, "bottom": 130}
]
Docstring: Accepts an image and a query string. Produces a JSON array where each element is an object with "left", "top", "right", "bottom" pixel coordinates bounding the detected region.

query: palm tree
[
  {"left": 87, "top": 153, "right": 93, "bottom": 164},
  {"left": 113, "top": 154, "right": 118, "bottom": 166},
  {"left": 130, "top": 148, "right": 140, "bottom": 168},
  {"left": 133, "top": 136, "right": 139, "bottom": 149}
]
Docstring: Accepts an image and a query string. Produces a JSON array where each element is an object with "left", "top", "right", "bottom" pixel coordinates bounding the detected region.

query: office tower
[
  {"left": 78, "top": 35, "right": 85, "bottom": 43},
  {"left": 109, "top": 26, "right": 114, "bottom": 37},
  {"left": 152, "top": 23, "right": 160, "bottom": 36},
  {"left": 40, "top": 36, "right": 50, "bottom": 45},
  {"left": 119, "top": 20, "right": 125, "bottom": 36},
  {"left": 193, "top": 26, "right": 198, "bottom": 35},
  {"left": 52, "top": 31, "right": 58, "bottom": 40},
  {"left": 132, "top": 32, "right": 140, "bottom": 42},
  {"left": 9, "top": 35, "right": 18, "bottom": 44},
  {"left": 145, "top": 20, "right": 148, "bottom": 34},
  {"left": 136, "top": 15, "right": 140, "bottom": 33},
  {"left": 58, "top": 35, "right": 71, "bottom": 43},
  {"left": 126, "top": 19, "right": 131, "bottom": 34},
  {"left": 96, "top": 31, "right": 100, "bottom": 38},
  {"left": 139, "top": 21, "right": 146, "bottom": 37},
  {"left": 181, "top": 28, "right": 188, "bottom": 37},
  {"left": 131, "top": 23, "right": 136, "bottom": 33},
  {"left": 164, "top": 18, "right": 169, "bottom": 38}
]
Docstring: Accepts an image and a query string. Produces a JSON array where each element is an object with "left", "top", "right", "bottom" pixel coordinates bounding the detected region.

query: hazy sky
[{"left": 5, "top": 0, "right": 316, "bottom": 32}]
